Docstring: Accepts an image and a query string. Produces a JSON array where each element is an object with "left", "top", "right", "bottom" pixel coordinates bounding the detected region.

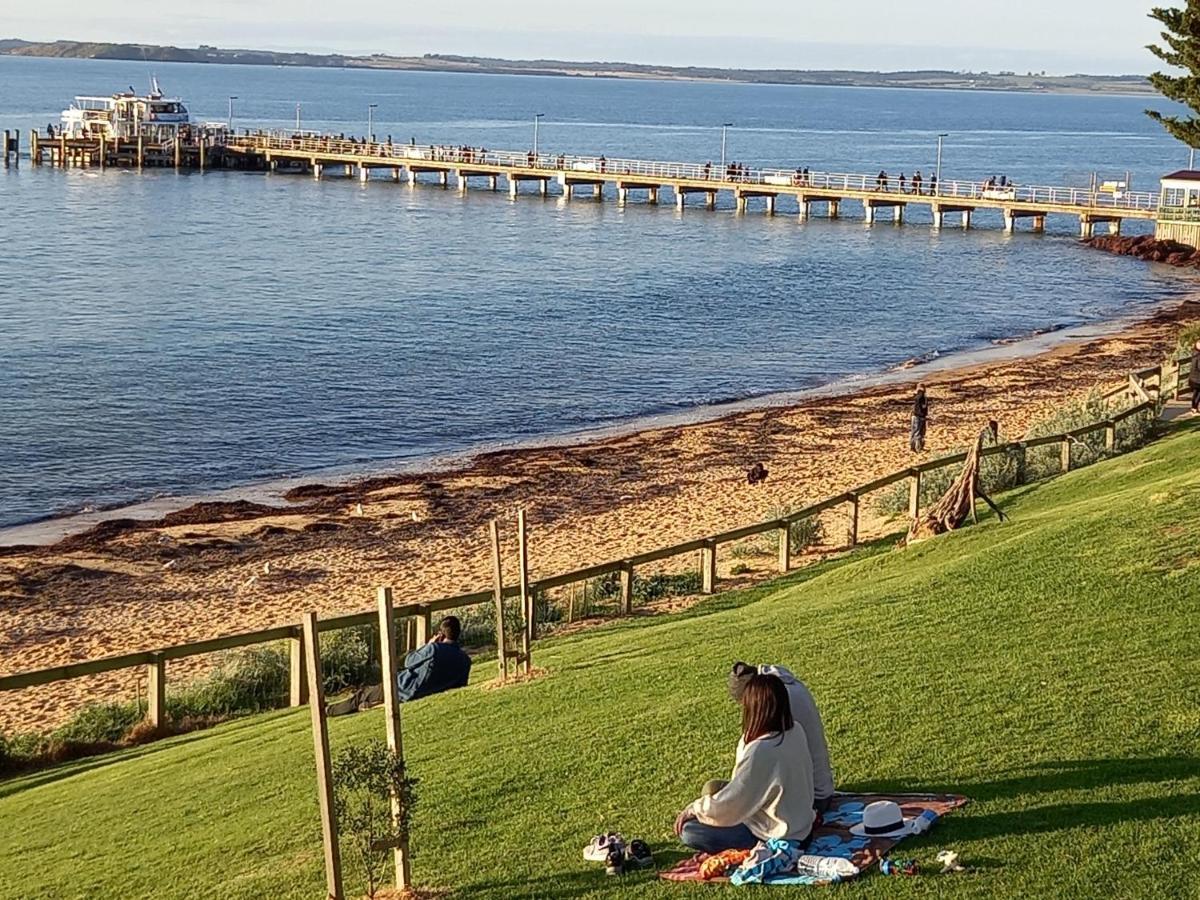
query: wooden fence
[{"left": 0, "top": 356, "right": 1189, "bottom": 722}]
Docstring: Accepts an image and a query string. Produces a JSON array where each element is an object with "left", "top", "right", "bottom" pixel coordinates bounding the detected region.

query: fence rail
[{"left": 0, "top": 356, "right": 1188, "bottom": 716}]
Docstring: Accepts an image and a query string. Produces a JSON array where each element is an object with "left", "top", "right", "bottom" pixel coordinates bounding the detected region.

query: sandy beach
[{"left": 2, "top": 294, "right": 1197, "bottom": 734}]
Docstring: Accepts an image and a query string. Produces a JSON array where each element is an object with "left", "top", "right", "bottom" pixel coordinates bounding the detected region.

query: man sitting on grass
[
  {"left": 730, "top": 661, "right": 835, "bottom": 811},
  {"left": 327, "top": 616, "right": 472, "bottom": 716}
]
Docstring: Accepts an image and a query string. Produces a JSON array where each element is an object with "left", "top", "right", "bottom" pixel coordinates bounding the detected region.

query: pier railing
[
  {"left": 228, "top": 131, "right": 1160, "bottom": 212},
  {"left": 0, "top": 356, "right": 1186, "bottom": 726}
]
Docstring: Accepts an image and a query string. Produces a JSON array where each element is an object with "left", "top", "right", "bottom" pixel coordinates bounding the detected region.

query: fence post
[
  {"left": 777, "top": 520, "right": 791, "bottom": 573},
  {"left": 908, "top": 469, "right": 922, "bottom": 519},
  {"left": 302, "top": 612, "right": 344, "bottom": 900},
  {"left": 414, "top": 605, "right": 432, "bottom": 646},
  {"left": 701, "top": 541, "right": 717, "bottom": 594},
  {"left": 489, "top": 520, "right": 507, "bottom": 681},
  {"left": 147, "top": 655, "right": 166, "bottom": 728},
  {"left": 620, "top": 562, "right": 634, "bottom": 615},
  {"left": 1060, "top": 437, "right": 1071, "bottom": 474},
  {"left": 1104, "top": 420, "right": 1116, "bottom": 453},
  {"left": 288, "top": 631, "right": 308, "bottom": 706},
  {"left": 517, "top": 510, "right": 532, "bottom": 675},
  {"left": 847, "top": 494, "right": 860, "bottom": 547},
  {"left": 376, "top": 588, "right": 412, "bottom": 891}
]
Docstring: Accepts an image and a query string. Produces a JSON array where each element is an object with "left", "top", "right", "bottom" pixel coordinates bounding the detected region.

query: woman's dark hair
[{"left": 739, "top": 674, "right": 793, "bottom": 744}]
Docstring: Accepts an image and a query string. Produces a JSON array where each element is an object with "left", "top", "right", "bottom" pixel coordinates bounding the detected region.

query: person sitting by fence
[
  {"left": 674, "top": 673, "right": 816, "bottom": 854},
  {"left": 327, "top": 615, "right": 472, "bottom": 716},
  {"left": 728, "top": 662, "right": 835, "bottom": 812}
]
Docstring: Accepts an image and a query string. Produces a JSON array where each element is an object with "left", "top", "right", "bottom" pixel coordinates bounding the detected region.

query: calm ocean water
[{"left": 0, "top": 56, "right": 1195, "bottom": 530}]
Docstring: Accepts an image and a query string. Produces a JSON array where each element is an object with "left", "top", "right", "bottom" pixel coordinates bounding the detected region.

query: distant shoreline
[{"left": 0, "top": 38, "right": 1156, "bottom": 96}]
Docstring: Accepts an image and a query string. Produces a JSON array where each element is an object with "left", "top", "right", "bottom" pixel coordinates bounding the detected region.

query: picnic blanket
[{"left": 660, "top": 792, "right": 968, "bottom": 886}]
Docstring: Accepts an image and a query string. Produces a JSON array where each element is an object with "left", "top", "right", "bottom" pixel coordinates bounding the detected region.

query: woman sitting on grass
[{"left": 673, "top": 673, "right": 815, "bottom": 853}]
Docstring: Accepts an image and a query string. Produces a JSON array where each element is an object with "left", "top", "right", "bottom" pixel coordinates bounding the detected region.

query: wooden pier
[{"left": 9, "top": 127, "right": 1161, "bottom": 237}]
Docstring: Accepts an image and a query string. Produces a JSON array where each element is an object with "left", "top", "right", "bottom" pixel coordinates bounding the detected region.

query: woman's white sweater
[{"left": 690, "top": 726, "right": 815, "bottom": 842}]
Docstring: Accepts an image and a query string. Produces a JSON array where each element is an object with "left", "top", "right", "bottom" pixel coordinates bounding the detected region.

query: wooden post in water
[
  {"left": 376, "top": 588, "right": 413, "bottom": 891},
  {"left": 489, "top": 520, "right": 508, "bottom": 681},
  {"left": 29, "top": 129, "right": 39, "bottom": 165},
  {"left": 147, "top": 655, "right": 166, "bottom": 728},
  {"left": 98, "top": 136, "right": 105, "bottom": 171},
  {"left": 517, "top": 510, "right": 532, "bottom": 674},
  {"left": 2, "top": 130, "right": 8, "bottom": 168},
  {"left": 136, "top": 134, "right": 144, "bottom": 170},
  {"left": 302, "top": 612, "right": 344, "bottom": 900},
  {"left": 198, "top": 138, "right": 206, "bottom": 172}
]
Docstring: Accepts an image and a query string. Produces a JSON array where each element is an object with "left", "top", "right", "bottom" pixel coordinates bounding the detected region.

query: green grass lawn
[{"left": 3, "top": 422, "right": 1199, "bottom": 900}]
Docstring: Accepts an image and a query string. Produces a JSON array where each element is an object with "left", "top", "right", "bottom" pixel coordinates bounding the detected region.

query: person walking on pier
[
  {"left": 899, "top": 173, "right": 908, "bottom": 194},
  {"left": 929, "top": 172, "right": 938, "bottom": 195},
  {"left": 877, "top": 170, "right": 888, "bottom": 191},
  {"left": 912, "top": 171, "right": 923, "bottom": 195},
  {"left": 910, "top": 384, "right": 930, "bottom": 453}
]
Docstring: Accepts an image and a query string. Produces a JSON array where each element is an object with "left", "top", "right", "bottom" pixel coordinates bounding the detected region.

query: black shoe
[
  {"left": 605, "top": 845, "right": 625, "bottom": 876},
  {"left": 626, "top": 839, "right": 654, "bottom": 870}
]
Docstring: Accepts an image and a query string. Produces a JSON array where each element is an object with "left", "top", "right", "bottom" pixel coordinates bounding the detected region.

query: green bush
[
  {"left": 1177, "top": 322, "right": 1200, "bottom": 353},
  {"left": 48, "top": 702, "right": 140, "bottom": 745},
  {"left": 332, "top": 739, "right": 418, "bottom": 900},
  {"left": 321, "top": 625, "right": 380, "bottom": 695},
  {"left": 168, "top": 646, "right": 289, "bottom": 719}
]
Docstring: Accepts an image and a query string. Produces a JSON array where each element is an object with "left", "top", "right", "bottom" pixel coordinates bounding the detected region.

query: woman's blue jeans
[{"left": 679, "top": 820, "right": 758, "bottom": 854}]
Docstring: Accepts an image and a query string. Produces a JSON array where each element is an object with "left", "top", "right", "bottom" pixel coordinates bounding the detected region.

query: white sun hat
[{"left": 849, "top": 800, "right": 916, "bottom": 838}]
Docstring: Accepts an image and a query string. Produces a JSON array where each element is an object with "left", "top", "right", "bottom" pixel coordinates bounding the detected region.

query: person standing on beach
[
  {"left": 1190, "top": 339, "right": 1200, "bottom": 413},
  {"left": 911, "top": 384, "right": 930, "bottom": 453}
]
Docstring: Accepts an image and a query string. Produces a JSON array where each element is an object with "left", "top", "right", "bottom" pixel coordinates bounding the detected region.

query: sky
[{"left": 2, "top": 0, "right": 1170, "bottom": 74}]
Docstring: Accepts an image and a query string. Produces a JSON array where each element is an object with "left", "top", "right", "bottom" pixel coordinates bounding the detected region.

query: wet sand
[{"left": 2, "top": 296, "right": 1197, "bottom": 733}]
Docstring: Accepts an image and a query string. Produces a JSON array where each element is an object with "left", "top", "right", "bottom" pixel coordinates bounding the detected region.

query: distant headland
[{"left": 0, "top": 38, "right": 1154, "bottom": 95}]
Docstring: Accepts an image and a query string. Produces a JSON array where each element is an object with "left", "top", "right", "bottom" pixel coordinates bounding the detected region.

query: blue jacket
[{"left": 396, "top": 640, "right": 471, "bottom": 702}]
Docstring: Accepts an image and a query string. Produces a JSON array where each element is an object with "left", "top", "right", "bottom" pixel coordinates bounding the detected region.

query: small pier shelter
[{"left": 1155, "top": 170, "right": 1200, "bottom": 245}]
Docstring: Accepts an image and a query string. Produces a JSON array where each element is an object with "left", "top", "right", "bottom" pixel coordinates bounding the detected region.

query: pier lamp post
[
  {"left": 295, "top": 103, "right": 302, "bottom": 132},
  {"left": 368, "top": 104, "right": 378, "bottom": 143},
  {"left": 228, "top": 96, "right": 238, "bottom": 133},
  {"left": 935, "top": 133, "right": 948, "bottom": 194},
  {"left": 721, "top": 122, "right": 733, "bottom": 170},
  {"left": 533, "top": 113, "right": 545, "bottom": 159}
]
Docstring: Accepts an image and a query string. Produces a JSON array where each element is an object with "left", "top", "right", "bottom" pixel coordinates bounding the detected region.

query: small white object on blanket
[{"left": 796, "top": 855, "right": 859, "bottom": 879}]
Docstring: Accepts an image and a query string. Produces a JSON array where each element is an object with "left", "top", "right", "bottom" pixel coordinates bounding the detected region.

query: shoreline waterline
[{"left": 4, "top": 288, "right": 1189, "bottom": 549}]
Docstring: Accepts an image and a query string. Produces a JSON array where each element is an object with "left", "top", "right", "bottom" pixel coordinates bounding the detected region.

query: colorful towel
[{"left": 660, "top": 792, "right": 968, "bottom": 886}]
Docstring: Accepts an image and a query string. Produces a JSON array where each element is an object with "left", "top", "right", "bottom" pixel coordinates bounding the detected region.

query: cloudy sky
[{"left": 4, "top": 0, "right": 1169, "bottom": 73}]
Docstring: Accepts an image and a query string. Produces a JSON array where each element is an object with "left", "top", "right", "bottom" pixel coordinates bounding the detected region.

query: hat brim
[{"left": 849, "top": 821, "right": 914, "bottom": 839}]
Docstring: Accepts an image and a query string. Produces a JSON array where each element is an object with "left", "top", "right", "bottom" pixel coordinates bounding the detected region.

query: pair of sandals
[{"left": 582, "top": 833, "right": 654, "bottom": 875}]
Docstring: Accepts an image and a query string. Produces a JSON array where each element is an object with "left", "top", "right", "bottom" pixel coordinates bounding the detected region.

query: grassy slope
[{"left": 2, "top": 424, "right": 1199, "bottom": 900}]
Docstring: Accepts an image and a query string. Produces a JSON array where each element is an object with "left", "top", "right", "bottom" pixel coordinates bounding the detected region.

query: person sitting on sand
[
  {"left": 729, "top": 661, "right": 835, "bottom": 812},
  {"left": 674, "top": 674, "right": 815, "bottom": 854},
  {"left": 327, "top": 616, "right": 472, "bottom": 716}
]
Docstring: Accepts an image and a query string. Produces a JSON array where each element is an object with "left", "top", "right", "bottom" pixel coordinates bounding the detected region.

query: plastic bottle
[{"left": 795, "top": 855, "right": 859, "bottom": 879}]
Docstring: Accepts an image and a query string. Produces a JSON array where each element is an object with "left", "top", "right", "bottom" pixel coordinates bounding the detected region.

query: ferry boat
[{"left": 59, "top": 77, "right": 190, "bottom": 140}]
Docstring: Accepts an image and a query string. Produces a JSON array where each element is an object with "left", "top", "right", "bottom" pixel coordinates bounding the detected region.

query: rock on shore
[{"left": 1086, "top": 234, "right": 1200, "bottom": 267}]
